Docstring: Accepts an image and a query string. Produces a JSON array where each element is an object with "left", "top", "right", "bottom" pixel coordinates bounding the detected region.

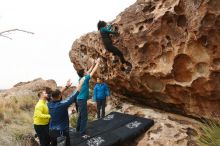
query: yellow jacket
[{"left": 33, "top": 99, "right": 50, "bottom": 125}]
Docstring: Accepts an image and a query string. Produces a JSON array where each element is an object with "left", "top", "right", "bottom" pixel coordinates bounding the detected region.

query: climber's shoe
[
  {"left": 82, "top": 134, "right": 90, "bottom": 139},
  {"left": 113, "top": 59, "right": 119, "bottom": 64},
  {"left": 120, "top": 65, "right": 126, "bottom": 71},
  {"left": 123, "top": 62, "right": 132, "bottom": 73}
]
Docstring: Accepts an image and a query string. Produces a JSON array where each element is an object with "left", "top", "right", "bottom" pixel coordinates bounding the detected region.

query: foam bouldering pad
[
  {"left": 87, "top": 112, "right": 136, "bottom": 132},
  {"left": 77, "top": 132, "right": 120, "bottom": 146},
  {"left": 70, "top": 112, "right": 154, "bottom": 146},
  {"left": 112, "top": 117, "right": 154, "bottom": 142},
  {"left": 69, "top": 128, "right": 102, "bottom": 145}
]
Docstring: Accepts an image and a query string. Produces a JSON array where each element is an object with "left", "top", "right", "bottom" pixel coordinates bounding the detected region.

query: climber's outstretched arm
[
  {"left": 90, "top": 58, "right": 101, "bottom": 78},
  {"left": 87, "top": 60, "right": 95, "bottom": 74}
]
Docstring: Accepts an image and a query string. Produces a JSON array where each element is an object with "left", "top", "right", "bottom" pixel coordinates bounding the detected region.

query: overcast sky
[{"left": 0, "top": 0, "right": 135, "bottom": 89}]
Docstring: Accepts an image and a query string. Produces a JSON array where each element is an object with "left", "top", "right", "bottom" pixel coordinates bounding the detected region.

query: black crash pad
[
  {"left": 77, "top": 132, "right": 120, "bottom": 146},
  {"left": 70, "top": 112, "right": 154, "bottom": 146},
  {"left": 112, "top": 117, "right": 154, "bottom": 142},
  {"left": 87, "top": 112, "right": 136, "bottom": 132}
]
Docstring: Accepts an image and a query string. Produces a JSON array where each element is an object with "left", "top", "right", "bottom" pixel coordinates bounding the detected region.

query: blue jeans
[{"left": 76, "top": 99, "right": 88, "bottom": 135}]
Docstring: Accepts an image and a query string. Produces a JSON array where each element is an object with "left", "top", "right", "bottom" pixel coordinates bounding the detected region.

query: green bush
[{"left": 197, "top": 119, "right": 220, "bottom": 146}]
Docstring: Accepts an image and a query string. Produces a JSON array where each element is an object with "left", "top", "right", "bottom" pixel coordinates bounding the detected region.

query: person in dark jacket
[
  {"left": 97, "top": 20, "right": 132, "bottom": 71},
  {"left": 93, "top": 77, "right": 110, "bottom": 119},
  {"left": 48, "top": 79, "right": 85, "bottom": 146}
]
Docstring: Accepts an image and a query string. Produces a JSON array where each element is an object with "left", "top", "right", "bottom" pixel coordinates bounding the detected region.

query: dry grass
[
  {"left": 0, "top": 102, "right": 4, "bottom": 120},
  {"left": 0, "top": 94, "right": 37, "bottom": 122},
  {"left": 0, "top": 93, "right": 38, "bottom": 146}
]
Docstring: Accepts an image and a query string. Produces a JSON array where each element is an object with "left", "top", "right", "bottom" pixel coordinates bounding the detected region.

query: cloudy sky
[{"left": 0, "top": 0, "right": 135, "bottom": 89}]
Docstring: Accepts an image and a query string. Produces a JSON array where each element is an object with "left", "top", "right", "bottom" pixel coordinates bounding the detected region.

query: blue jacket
[
  {"left": 93, "top": 83, "right": 110, "bottom": 101},
  {"left": 48, "top": 90, "right": 79, "bottom": 131}
]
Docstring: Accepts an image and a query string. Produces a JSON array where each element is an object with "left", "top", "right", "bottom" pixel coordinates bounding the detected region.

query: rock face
[{"left": 70, "top": 0, "right": 220, "bottom": 119}]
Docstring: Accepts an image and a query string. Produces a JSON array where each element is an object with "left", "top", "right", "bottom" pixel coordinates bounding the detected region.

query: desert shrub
[
  {"left": 197, "top": 119, "right": 220, "bottom": 146},
  {"left": 0, "top": 94, "right": 38, "bottom": 145},
  {"left": 17, "top": 95, "right": 37, "bottom": 111},
  {"left": 70, "top": 113, "right": 78, "bottom": 128},
  {"left": 0, "top": 105, "right": 4, "bottom": 120},
  {"left": 70, "top": 112, "right": 96, "bottom": 128},
  {"left": 4, "top": 97, "right": 20, "bottom": 114}
]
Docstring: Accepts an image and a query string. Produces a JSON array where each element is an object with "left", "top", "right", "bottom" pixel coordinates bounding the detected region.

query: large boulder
[{"left": 69, "top": 0, "right": 220, "bottom": 119}]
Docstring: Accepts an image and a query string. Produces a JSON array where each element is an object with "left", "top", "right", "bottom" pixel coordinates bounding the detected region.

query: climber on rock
[{"left": 97, "top": 20, "right": 132, "bottom": 72}]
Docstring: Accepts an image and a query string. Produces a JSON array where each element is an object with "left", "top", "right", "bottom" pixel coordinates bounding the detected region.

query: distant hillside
[{"left": 0, "top": 78, "right": 56, "bottom": 146}]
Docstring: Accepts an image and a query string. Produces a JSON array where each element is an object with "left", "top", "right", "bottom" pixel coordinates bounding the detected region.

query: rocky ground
[{"left": 105, "top": 98, "right": 201, "bottom": 146}]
